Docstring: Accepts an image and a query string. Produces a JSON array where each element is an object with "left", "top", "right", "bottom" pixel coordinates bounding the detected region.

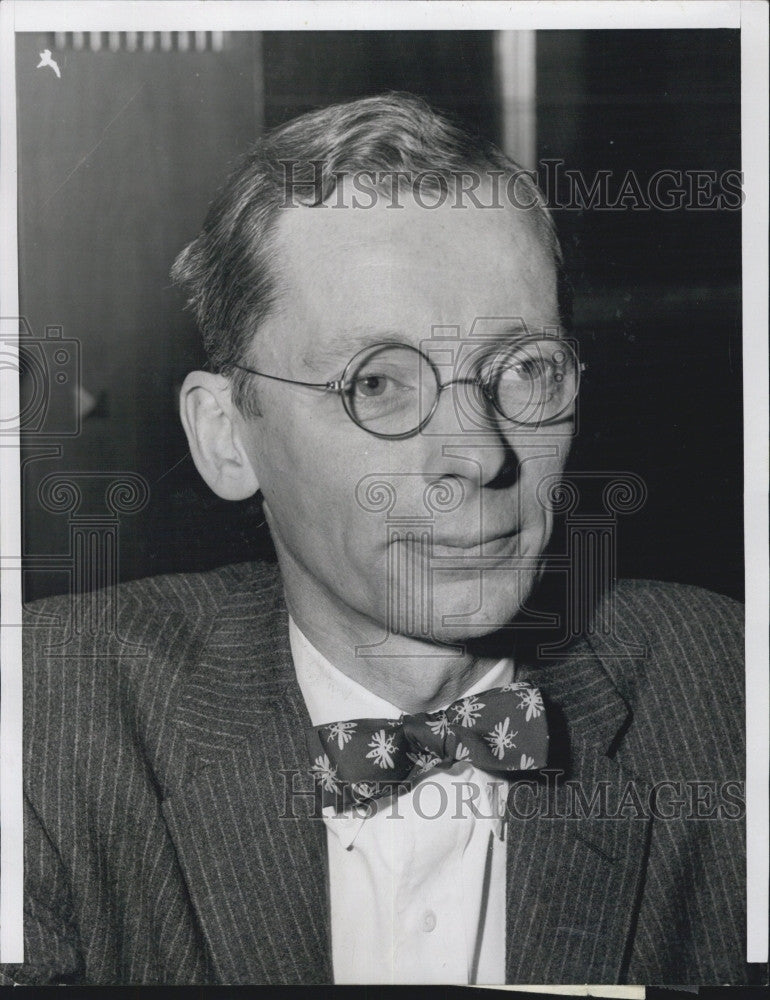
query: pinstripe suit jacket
[{"left": 2, "top": 562, "right": 748, "bottom": 985}]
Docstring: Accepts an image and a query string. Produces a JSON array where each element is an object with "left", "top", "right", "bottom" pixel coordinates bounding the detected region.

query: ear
[{"left": 179, "top": 371, "right": 260, "bottom": 501}]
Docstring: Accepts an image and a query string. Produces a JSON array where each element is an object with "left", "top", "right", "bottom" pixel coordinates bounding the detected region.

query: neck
[{"left": 275, "top": 546, "right": 506, "bottom": 714}]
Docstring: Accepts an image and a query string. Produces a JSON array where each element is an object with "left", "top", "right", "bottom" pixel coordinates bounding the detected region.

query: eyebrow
[
  {"left": 301, "top": 327, "right": 407, "bottom": 374},
  {"left": 301, "top": 321, "right": 563, "bottom": 375}
]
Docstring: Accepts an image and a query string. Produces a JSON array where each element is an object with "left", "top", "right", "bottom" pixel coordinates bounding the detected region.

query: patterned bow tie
[{"left": 307, "top": 681, "right": 548, "bottom": 810}]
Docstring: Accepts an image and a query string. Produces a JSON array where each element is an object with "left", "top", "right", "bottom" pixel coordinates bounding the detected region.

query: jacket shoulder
[
  {"left": 22, "top": 561, "right": 283, "bottom": 794},
  {"left": 23, "top": 560, "right": 280, "bottom": 645},
  {"left": 22, "top": 559, "right": 283, "bottom": 702},
  {"left": 597, "top": 577, "right": 744, "bottom": 681},
  {"left": 610, "top": 577, "right": 743, "bottom": 628}
]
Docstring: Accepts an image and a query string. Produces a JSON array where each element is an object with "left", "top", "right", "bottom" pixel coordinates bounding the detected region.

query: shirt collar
[{"left": 289, "top": 615, "right": 514, "bottom": 727}]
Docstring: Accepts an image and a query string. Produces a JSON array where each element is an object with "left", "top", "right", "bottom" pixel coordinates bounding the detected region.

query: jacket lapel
[
  {"left": 505, "top": 641, "right": 653, "bottom": 983},
  {"left": 160, "top": 566, "right": 332, "bottom": 984}
]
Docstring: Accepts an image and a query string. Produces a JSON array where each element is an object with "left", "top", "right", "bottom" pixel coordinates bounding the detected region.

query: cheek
[
  {"left": 253, "top": 413, "right": 376, "bottom": 540},
  {"left": 516, "top": 444, "right": 570, "bottom": 504}
]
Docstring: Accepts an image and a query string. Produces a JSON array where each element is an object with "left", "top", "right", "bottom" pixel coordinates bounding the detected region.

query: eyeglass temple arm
[{"left": 228, "top": 362, "right": 342, "bottom": 392}]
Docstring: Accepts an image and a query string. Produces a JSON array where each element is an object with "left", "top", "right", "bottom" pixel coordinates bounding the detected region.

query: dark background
[{"left": 16, "top": 29, "right": 743, "bottom": 602}]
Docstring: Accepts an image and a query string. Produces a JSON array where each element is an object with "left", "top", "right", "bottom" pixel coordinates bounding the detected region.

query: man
[{"left": 3, "top": 94, "right": 748, "bottom": 985}]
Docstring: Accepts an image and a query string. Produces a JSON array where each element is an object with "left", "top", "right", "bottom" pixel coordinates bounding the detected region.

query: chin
[{"left": 424, "top": 566, "right": 542, "bottom": 644}]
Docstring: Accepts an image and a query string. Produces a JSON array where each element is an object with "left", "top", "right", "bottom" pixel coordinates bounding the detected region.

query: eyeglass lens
[
  {"left": 489, "top": 338, "right": 579, "bottom": 425},
  {"left": 342, "top": 344, "right": 436, "bottom": 437},
  {"left": 341, "top": 339, "right": 579, "bottom": 437}
]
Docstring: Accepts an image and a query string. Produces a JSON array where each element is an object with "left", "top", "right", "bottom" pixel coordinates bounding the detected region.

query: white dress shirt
[{"left": 290, "top": 618, "right": 514, "bottom": 985}]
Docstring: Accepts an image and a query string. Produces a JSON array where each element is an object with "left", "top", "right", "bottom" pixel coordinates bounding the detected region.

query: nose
[
  {"left": 428, "top": 375, "right": 499, "bottom": 434},
  {"left": 415, "top": 376, "right": 515, "bottom": 487}
]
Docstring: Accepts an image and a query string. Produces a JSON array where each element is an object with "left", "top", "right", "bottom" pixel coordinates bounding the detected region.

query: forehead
[{"left": 264, "top": 186, "right": 558, "bottom": 364}]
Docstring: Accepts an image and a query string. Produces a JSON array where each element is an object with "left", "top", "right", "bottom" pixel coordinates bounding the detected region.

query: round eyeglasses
[{"left": 228, "top": 336, "right": 584, "bottom": 440}]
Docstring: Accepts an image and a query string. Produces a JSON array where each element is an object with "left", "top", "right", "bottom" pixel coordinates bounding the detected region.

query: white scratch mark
[{"left": 43, "top": 84, "right": 145, "bottom": 208}]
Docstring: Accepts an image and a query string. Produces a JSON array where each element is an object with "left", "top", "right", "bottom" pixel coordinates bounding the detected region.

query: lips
[
  {"left": 390, "top": 528, "right": 527, "bottom": 571},
  {"left": 425, "top": 528, "right": 524, "bottom": 561},
  {"left": 430, "top": 528, "right": 520, "bottom": 550}
]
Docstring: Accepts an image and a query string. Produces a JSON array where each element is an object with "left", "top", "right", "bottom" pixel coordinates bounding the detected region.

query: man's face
[{"left": 235, "top": 184, "right": 573, "bottom": 645}]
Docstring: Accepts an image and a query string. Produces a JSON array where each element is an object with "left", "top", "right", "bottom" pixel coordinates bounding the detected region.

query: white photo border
[{"left": 0, "top": 0, "right": 766, "bottom": 972}]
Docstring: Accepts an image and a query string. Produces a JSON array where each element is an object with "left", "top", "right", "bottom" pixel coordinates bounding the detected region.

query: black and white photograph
[{"left": 0, "top": 0, "right": 767, "bottom": 990}]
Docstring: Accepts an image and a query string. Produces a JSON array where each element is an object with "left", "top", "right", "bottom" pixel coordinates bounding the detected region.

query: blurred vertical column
[{"left": 494, "top": 30, "right": 537, "bottom": 170}]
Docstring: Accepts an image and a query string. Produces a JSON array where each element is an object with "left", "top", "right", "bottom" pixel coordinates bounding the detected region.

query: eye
[
  {"left": 476, "top": 354, "right": 550, "bottom": 397},
  {"left": 353, "top": 373, "right": 391, "bottom": 398},
  {"left": 502, "top": 357, "right": 550, "bottom": 382},
  {"left": 348, "top": 370, "right": 415, "bottom": 402}
]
